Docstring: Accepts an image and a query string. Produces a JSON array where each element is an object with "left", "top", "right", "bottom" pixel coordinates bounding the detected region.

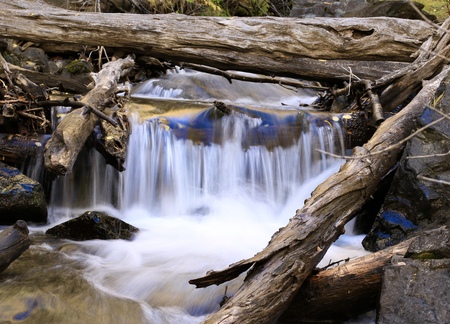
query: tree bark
[
  {"left": 0, "top": 0, "right": 432, "bottom": 81},
  {"left": 189, "top": 64, "right": 450, "bottom": 323},
  {"left": 0, "top": 220, "right": 31, "bottom": 273},
  {"left": 43, "top": 56, "right": 134, "bottom": 175}
]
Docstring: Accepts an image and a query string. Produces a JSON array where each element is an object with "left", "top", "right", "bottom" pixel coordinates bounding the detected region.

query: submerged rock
[
  {"left": 0, "top": 162, "right": 47, "bottom": 225},
  {"left": 0, "top": 241, "right": 146, "bottom": 323},
  {"left": 46, "top": 211, "right": 139, "bottom": 241}
]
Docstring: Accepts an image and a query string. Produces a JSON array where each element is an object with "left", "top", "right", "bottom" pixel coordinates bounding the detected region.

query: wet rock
[
  {"left": 290, "top": 0, "right": 436, "bottom": 21},
  {"left": 362, "top": 210, "right": 418, "bottom": 251},
  {"left": 378, "top": 228, "right": 450, "bottom": 323},
  {"left": 46, "top": 211, "right": 139, "bottom": 241},
  {"left": 0, "top": 162, "right": 47, "bottom": 225}
]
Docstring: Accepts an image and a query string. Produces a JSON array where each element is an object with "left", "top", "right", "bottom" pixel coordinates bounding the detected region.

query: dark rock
[
  {"left": 0, "top": 162, "right": 47, "bottom": 225},
  {"left": 379, "top": 258, "right": 450, "bottom": 324},
  {"left": 378, "top": 229, "right": 450, "bottom": 324},
  {"left": 362, "top": 210, "right": 417, "bottom": 251},
  {"left": 405, "top": 227, "right": 450, "bottom": 259},
  {"left": 46, "top": 211, "right": 139, "bottom": 241},
  {"left": 290, "top": 0, "right": 437, "bottom": 21}
]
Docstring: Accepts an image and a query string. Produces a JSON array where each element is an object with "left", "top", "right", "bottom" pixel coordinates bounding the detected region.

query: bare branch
[
  {"left": 317, "top": 115, "right": 446, "bottom": 160},
  {"left": 407, "top": 151, "right": 450, "bottom": 159},
  {"left": 417, "top": 175, "right": 450, "bottom": 186}
]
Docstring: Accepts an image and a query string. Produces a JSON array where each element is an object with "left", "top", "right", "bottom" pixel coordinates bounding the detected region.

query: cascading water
[{"left": 36, "top": 70, "right": 368, "bottom": 323}]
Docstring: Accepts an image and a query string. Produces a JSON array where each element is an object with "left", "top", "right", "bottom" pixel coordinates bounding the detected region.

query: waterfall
[{"left": 40, "top": 71, "right": 368, "bottom": 323}]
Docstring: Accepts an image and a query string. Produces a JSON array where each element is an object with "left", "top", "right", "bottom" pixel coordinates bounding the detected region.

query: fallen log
[
  {"left": 0, "top": 0, "right": 433, "bottom": 82},
  {"left": 0, "top": 220, "right": 31, "bottom": 273},
  {"left": 44, "top": 56, "right": 134, "bottom": 176},
  {"left": 279, "top": 238, "right": 412, "bottom": 322},
  {"left": 189, "top": 64, "right": 450, "bottom": 323}
]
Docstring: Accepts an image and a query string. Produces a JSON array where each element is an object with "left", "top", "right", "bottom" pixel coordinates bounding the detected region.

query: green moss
[
  {"left": 63, "top": 59, "right": 93, "bottom": 75},
  {"left": 417, "top": 0, "right": 449, "bottom": 22},
  {"left": 410, "top": 252, "right": 444, "bottom": 260}
]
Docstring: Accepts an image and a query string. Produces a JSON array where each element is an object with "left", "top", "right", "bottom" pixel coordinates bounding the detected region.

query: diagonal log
[
  {"left": 189, "top": 64, "right": 450, "bottom": 323},
  {"left": 43, "top": 56, "right": 134, "bottom": 176}
]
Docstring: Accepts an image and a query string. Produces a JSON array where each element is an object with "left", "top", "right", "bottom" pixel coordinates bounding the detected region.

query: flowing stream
[{"left": 30, "top": 70, "right": 368, "bottom": 323}]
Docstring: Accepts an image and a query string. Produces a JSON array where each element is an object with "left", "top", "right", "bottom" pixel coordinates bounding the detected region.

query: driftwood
[
  {"left": 0, "top": 220, "right": 31, "bottom": 273},
  {"left": 0, "top": 0, "right": 433, "bottom": 82},
  {"left": 44, "top": 56, "right": 134, "bottom": 175},
  {"left": 189, "top": 62, "right": 450, "bottom": 323}
]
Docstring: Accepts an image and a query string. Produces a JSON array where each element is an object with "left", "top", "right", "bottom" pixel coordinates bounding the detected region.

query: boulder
[
  {"left": 0, "top": 161, "right": 47, "bottom": 225},
  {"left": 46, "top": 211, "right": 139, "bottom": 241},
  {"left": 378, "top": 228, "right": 450, "bottom": 323}
]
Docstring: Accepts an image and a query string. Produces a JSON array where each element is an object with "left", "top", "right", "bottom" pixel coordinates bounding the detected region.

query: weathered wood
[
  {"left": 94, "top": 107, "right": 131, "bottom": 171},
  {"left": 279, "top": 238, "right": 413, "bottom": 322},
  {"left": 44, "top": 56, "right": 134, "bottom": 175},
  {"left": 189, "top": 64, "right": 450, "bottom": 323},
  {"left": 378, "top": 18, "right": 450, "bottom": 111},
  {"left": 0, "top": 220, "right": 31, "bottom": 273},
  {"left": 0, "top": 0, "right": 432, "bottom": 82}
]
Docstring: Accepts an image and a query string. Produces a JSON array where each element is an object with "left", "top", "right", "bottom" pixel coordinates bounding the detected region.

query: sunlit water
[{"left": 32, "top": 70, "right": 368, "bottom": 323}]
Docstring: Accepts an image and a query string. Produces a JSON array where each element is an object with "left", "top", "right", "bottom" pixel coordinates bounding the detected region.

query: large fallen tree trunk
[
  {"left": 189, "top": 63, "right": 450, "bottom": 323},
  {"left": 0, "top": 0, "right": 432, "bottom": 81},
  {"left": 44, "top": 56, "right": 134, "bottom": 175}
]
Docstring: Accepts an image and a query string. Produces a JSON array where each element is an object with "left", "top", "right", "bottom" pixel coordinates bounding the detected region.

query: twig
[
  {"left": 320, "top": 257, "right": 350, "bottom": 271},
  {"left": 417, "top": 175, "right": 450, "bottom": 186},
  {"left": 39, "top": 99, "right": 118, "bottom": 127},
  {"left": 82, "top": 105, "right": 118, "bottom": 127},
  {"left": 178, "top": 62, "right": 327, "bottom": 90},
  {"left": 407, "top": 151, "right": 450, "bottom": 159}
]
